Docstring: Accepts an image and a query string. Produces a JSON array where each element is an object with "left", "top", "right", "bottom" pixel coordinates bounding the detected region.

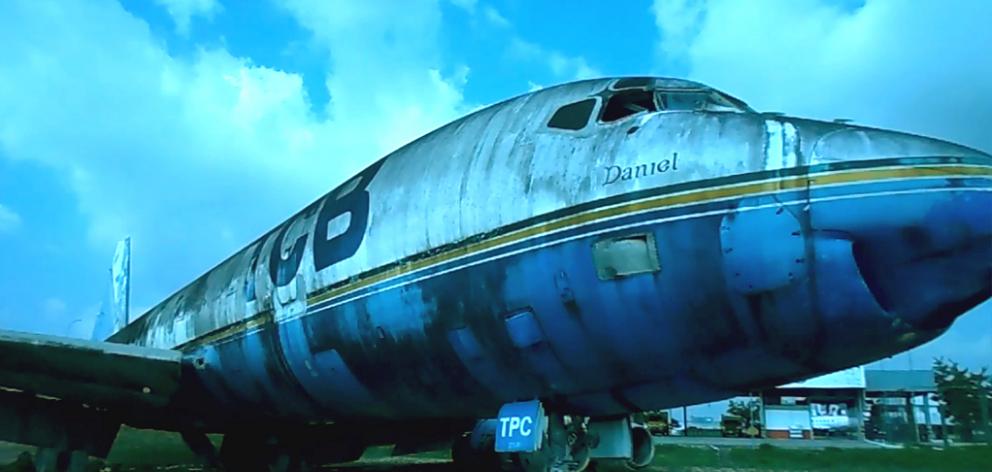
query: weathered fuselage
[{"left": 110, "top": 77, "right": 992, "bottom": 426}]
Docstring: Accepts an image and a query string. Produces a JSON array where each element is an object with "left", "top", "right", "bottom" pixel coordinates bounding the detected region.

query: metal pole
[
  {"left": 759, "top": 392, "right": 766, "bottom": 439},
  {"left": 939, "top": 401, "right": 950, "bottom": 448},
  {"left": 981, "top": 386, "right": 991, "bottom": 445},
  {"left": 683, "top": 406, "right": 688, "bottom": 437},
  {"left": 923, "top": 393, "right": 933, "bottom": 443},
  {"left": 906, "top": 394, "right": 919, "bottom": 444},
  {"left": 857, "top": 389, "right": 867, "bottom": 441}
]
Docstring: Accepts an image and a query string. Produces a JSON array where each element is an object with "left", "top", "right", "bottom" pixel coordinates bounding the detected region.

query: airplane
[{"left": 0, "top": 76, "right": 989, "bottom": 472}]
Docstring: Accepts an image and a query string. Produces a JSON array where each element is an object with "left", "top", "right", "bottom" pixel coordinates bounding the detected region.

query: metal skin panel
[{"left": 102, "top": 77, "right": 991, "bottom": 427}]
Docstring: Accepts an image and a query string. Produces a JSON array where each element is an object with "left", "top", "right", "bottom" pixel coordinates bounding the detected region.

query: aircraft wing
[{"left": 0, "top": 328, "right": 182, "bottom": 410}]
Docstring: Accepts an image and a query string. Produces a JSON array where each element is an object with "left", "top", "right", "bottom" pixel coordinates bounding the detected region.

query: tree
[
  {"left": 726, "top": 399, "right": 761, "bottom": 429},
  {"left": 933, "top": 358, "right": 992, "bottom": 442}
]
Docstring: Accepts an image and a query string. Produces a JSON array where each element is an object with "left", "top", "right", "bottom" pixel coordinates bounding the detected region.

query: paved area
[{"left": 653, "top": 435, "right": 890, "bottom": 449}]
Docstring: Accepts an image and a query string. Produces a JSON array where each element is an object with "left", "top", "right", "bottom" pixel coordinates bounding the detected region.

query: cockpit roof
[
  {"left": 605, "top": 76, "right": 754, "bottom": 113},
  {"left": 543, "top": 76, "right": 755, "bottom": 131}
]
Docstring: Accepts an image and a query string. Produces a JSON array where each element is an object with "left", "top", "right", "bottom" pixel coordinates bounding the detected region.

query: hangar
[{"left": 756, "top": 367, "right": 943, "bottom": 442}]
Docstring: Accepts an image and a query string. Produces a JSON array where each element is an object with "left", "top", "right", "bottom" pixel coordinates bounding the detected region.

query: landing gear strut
[
  {"left": 502, "top": 414, "right": 592, "bottom": 472},
  {"left": 454, "top": 403, "right": 654, "bottom": 472}
]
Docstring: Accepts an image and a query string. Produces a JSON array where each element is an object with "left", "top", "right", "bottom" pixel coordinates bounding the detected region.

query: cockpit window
[
  {"left": 600, "top": 89, "right": 659, "bottom": 122},
  {"left": 547, "top": 82, "right": 754, "bottom": 131},
  {"left": 547, "top": 98, "right": 596, "bottom": 130},
  {"left": 612, "top": 77, "right": 654, "bottom": 90},
  {"left": 657, "top": 90, "right": 743, "bottom": 112},
  {"left": 597, "top": 88, "right": 750, "bottom": 124}
]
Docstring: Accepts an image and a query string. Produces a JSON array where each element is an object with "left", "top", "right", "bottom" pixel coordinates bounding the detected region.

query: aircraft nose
[
  {"left": 808, "top": 125, "right": 984, "bottom": 164},
  {"left": 848, "top": 188, "right": 992, "bottom": 331},
  {"left": 807, "top": 128, "right": 992, "bottom": 333},
  {"left": 722, "top": 125, "right": 990, "bottom": 369}
]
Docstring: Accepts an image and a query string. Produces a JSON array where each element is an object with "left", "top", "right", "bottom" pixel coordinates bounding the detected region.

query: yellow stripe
[
  {"left": 179, "top": 163, "right": 991, "bottom": 350},
  {"left": 305, "top": 164, "right": 991, "bottom": 307}
]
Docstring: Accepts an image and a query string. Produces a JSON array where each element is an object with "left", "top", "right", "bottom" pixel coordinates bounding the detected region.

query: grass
[
  {"left": 3, "top": 428, "right": 991, "bottom": 471},
  {"left": 651, "top": 443, "right": 992, "bottom": 471}
]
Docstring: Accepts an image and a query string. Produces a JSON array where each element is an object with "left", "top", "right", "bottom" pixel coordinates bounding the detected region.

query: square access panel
[{"left": 592, "top": 232, "right": 661, "bottom": 280}]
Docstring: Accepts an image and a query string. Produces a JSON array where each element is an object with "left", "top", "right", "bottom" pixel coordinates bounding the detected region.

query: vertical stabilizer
[{"left": 91, "top": 237, "right": 131, "bottom": 341}]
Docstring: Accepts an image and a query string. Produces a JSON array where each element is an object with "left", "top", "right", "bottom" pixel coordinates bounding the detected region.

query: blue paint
[
  {"left": 189, "top": 175, "right": 991, "bottom": 423},
  {"left": 495, "top": 400, "right": 545, "bottom": 453}
]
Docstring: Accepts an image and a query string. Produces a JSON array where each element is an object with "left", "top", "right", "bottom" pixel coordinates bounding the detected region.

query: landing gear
[
  {"left": 181, "top": 430, "right": 220, "bottom": 468},
  {"left": 501, "top": 414, "right": 592, "bottom": 472},
  {"left": 586, "top": 420, "right": 654, "bottom": 471},
  {"left": 458, "top": 407, "right": 656, "bottom": 472}
]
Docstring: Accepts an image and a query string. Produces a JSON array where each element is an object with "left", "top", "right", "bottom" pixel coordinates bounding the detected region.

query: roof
[{"left": 865, "top": 369, "right": 936, "bottom": 393}]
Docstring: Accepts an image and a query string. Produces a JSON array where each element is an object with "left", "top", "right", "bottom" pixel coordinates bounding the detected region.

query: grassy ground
[
  {"left": 648, "top": 444, "right": 992, "bottom": 471},
  {"left": 2, "top": 428, "right": 990, "bottom": 471}
]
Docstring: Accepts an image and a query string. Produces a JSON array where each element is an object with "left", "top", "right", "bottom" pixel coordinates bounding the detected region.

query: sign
[
  {"left": 494, "top": 400, "right": 546, "bottom": 453},
  {"left": 810, "top": 403, "right": 852, "bottom": 430}
]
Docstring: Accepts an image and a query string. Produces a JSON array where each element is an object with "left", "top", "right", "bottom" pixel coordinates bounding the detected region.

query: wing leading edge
[{"left": 0, "top": 328, "right": 181, "bottom": 410}]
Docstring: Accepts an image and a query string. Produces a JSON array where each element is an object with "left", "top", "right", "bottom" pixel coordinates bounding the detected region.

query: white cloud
[
  {"left": 482, "top": 5, "right": 510, "bottom": 28},
  {"left": 652, "top": 0, "right": 706, "bottom": 63},
  {"left": 509, "top": 37, "right": 602, "bottom": 81},
  {"left": 154, "top": 0, "right": 221, "bottom": 36},
  {"left": 548, "top": 51, "right": 600, "bottom": 80},
  {"left": 276, "top": 0, "right": 474, "bottom": 152},
  {"left": 448, "top": 0, "right": 477, "bottom": 14},
  {"left": 652, "top": 0, "right": 992, "bottom": 153},
  {"left": 42, "top": 297, "right": 67, "bottom": 317},
  {"left": 446, "top": 2, "right": 590, "bottom": 82},
  {"left": 0, "top": 0, "right": 472, "bottom": 308},
  {"left": 0, "top": 204, "right": 20, "bottom": 234}
]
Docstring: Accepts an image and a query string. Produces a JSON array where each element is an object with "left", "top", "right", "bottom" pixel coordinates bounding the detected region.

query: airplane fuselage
[{"left": 108, "top": 77, "right": 992, "bottom": 429}]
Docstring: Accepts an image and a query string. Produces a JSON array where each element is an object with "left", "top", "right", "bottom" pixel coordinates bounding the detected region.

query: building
[
  {"left": 757, "top": 367, "right": 941, "bottom": 441},
  {"left": 863, "top": 369, "right": 943, "bottom": 442},
  {"left": 761, "top": 367, "right": 866, "bottom": 439}
]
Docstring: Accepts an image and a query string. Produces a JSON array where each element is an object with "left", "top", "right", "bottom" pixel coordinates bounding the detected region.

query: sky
[{"left": 0, "top": 0, "right": 989, "bottom": 388}]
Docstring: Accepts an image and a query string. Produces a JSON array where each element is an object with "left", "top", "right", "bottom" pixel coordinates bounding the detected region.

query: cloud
[
  {"left": 482, "top": 5, "right": 510, "bottom": 28},
  {"left": 0, "top": 204, "right": 20, "bottom": 234},
  {"left": 548, "top": 51, "right": 600, "bottom": 80},
  {"left": 154, "top": 0, "right": 221, "bottom": 36},
  {"left": 652, "top": 0, "right": 706, "bottom": 64},
  {"left": 42, "top": 297, "right": 67, "bottom": 317},
  {"left": 509, "top": 37, "right": 602, "bottom": 81},
  {"left": 651, "top": 0, "right": 992, "bottom": 153},
  {"left": 448, "top": 2, "right": 594, "bottom": 82},
  {"left": 448, "top": 0, "right": 477, "bottom": 14},
  {"left": 276, "top": 0, "right": 474, "bottom": 149},
  {"left": 0, "top": 0, "right": 472, "bottom": 308}
]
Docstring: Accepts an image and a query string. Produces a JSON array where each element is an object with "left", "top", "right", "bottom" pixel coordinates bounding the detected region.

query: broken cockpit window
[
  {"left": 657, "top": 90, "right": 742, "bottom": 112},
  {"left": 547, "top": 98, "right": 597, "bottom": 130},
  {"left": 598, "top": 89, "right": 749, "bottom": 123},
  {"left": 600, "top": 89, "right": 659, "bottom": 122}
]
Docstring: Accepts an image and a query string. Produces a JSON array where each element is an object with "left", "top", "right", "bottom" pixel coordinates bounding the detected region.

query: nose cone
[
  {"left": 851, "top": 194, "right": 992, "bottom": 331},
  {"left": 732, "top": 120, "right": 992, "bottom": 371},
  {"left": 805, "top": 125, "right": 991, "bottom": 342},
  {"left": 808, "top": 125, "right": 986, "bottom": 164}
]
